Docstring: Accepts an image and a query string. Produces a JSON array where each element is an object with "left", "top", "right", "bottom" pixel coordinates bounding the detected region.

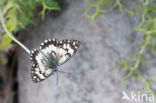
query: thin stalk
[{"left": 0, "top": 10, "right": 30, "bottom": 54}]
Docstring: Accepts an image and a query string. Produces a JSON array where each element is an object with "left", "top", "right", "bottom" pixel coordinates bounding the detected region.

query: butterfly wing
[
  {"left": 30, "top": 49, "right": 55, "bottom": 83},
  {"left": 30, "top": 39, "right": 80, "bottom": 83},
  {"left": 57, "top": 39, "right": 80, "bottom": 65},
  {"left": 39, "top": 39, "right": 80, "bottom": 66}
]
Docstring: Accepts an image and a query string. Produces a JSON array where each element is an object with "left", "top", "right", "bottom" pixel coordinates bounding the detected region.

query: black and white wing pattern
[
  {"left": 30, "top": 49, "right": 55, "bottom": 83},
  {"left": 39, "top": 39, "right": 80, "bottom": 65},
  {"left": 30, "top": 39, "right": 80, "bottom": 83}
]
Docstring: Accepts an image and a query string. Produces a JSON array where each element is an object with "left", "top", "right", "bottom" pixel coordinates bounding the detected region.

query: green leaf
[
  {"left": 0, "top": 34, "right": 12, "bottom": 50},
  {"left": 6, "top": 14, "right": 18, "bottom": 31},
  {"left": 41, "top": 0, "right": 60, "bottom": 19},
  {"left": 44, "top": 0, "right": 60, "bottom": 10},
  {"left": 2, "top": 34, "right": 12, "bottom": 45}
]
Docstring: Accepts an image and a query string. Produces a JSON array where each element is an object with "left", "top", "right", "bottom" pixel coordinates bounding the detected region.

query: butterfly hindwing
[{"left": 30, "top": 49, "right": 55, "bottom": 83}]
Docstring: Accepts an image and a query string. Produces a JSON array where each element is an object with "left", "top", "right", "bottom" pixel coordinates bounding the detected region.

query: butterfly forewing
[
  {"left": 39, "top": 39, "right": 80, "bottom": 65},
  {"left": 57, "top": 39, "right": 80, "bottom": 65}
]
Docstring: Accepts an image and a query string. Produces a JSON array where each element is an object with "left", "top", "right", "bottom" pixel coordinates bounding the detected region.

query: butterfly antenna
[{"left": 57, "top": 70, "right": 72, "bottom": 75}]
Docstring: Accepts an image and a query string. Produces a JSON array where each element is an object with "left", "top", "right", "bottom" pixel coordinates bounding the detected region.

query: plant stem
[{"left": 0, "top": 11, "right": 30, "bottom": 54}]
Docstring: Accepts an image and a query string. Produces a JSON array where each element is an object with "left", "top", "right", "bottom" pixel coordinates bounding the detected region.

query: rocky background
[{"left": 17, "top": 0, "right": 156, "bottom": 103}]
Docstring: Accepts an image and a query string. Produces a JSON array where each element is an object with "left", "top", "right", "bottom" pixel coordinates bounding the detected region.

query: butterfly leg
[
  {"left": 57, "top": 70, "right": 72, "bottom": 75},
  {"left": 56, "top": 70, "right": 58, "bottom": 85}
]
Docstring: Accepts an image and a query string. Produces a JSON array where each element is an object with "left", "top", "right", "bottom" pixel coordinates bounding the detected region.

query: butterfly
[{"left": 30, "top": 39, "right": 80, "bottom": 83}]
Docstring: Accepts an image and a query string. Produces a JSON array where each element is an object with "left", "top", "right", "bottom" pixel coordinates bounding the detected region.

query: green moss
[{"left": 84, "top": 0, "right": 109, "bottom": 23}]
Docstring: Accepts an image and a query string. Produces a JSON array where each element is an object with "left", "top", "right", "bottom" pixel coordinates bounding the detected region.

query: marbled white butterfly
[{"left": 30, "top": 39, "right": 80, "bottom": 83}]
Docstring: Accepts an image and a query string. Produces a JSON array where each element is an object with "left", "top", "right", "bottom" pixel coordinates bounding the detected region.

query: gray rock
[{"left": 17, "top": 0, "right": 153, "bottom": 103}]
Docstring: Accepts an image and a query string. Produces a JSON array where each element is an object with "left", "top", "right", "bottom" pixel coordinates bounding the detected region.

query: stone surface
[{"left": 17, "top": 0, "right": 156, "bottom": 103}]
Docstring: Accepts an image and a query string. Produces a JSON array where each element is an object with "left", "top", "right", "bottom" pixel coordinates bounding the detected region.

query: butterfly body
[{"left": 30, "top": 39, "right": 80, "bottom": 83}]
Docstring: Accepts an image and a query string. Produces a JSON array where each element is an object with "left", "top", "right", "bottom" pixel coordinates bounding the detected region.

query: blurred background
[{"left": 0, "top": 0, "right": 156, "bottom": 103}]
